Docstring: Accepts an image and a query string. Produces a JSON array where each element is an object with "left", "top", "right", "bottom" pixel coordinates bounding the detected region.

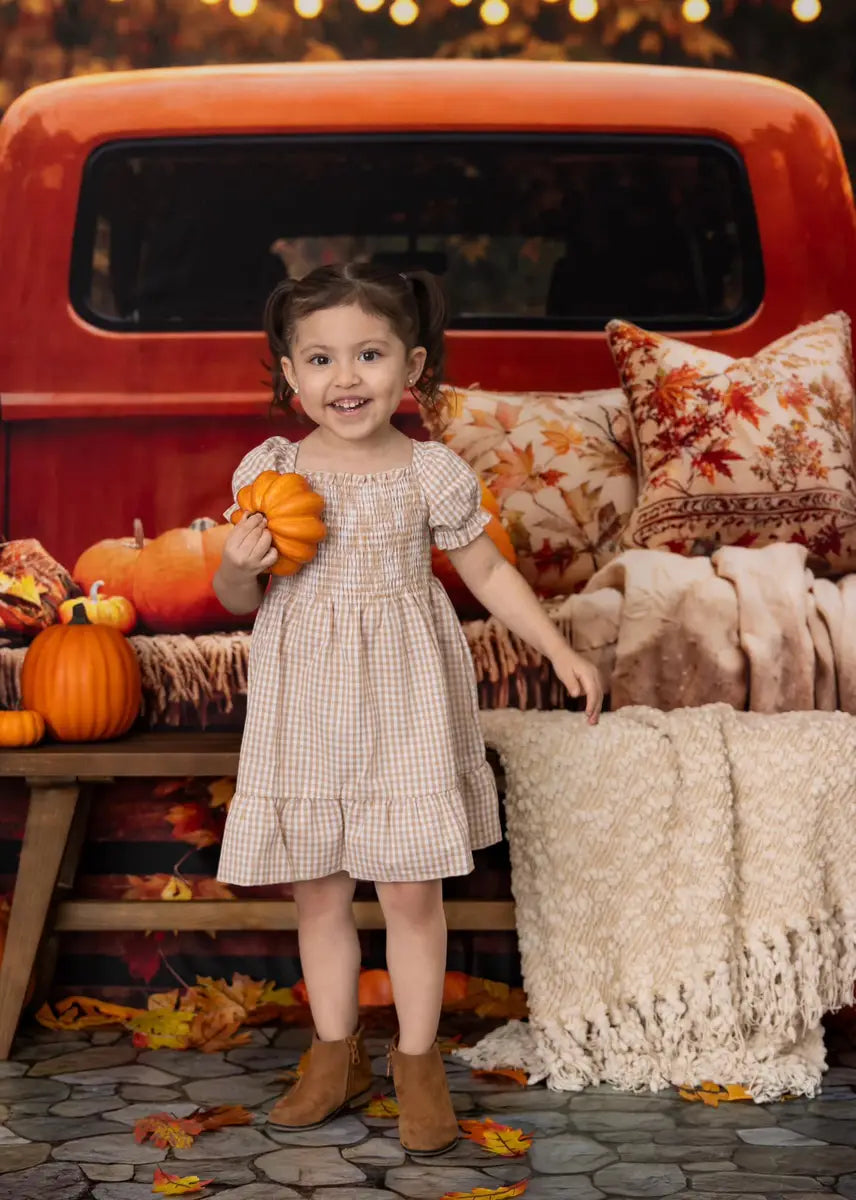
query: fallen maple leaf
[
  {"left": 127, "top": 1009, "right": 195, "bottom": 1051},
  {"left": 472, "top": 1069, "right": 528, "bottom": 1087},
  {"left": 152, "top": 1168, "right": 214, "bottom": 1195},
  {"left": 459, "top": 1117, "right": 532, "bottom": 1157},
  {"left": 441, "top": 1182, "right": 529, "bottom": 1200},
  {"left": 678, "top": 1081, "right": 753, "bottom": 1106},
  {"left": 135, "top": 1113, "right": 203, "bottom": 1150},
  {"left": 363, "top": 1094, "right": 400, "bottom": 1118},
  {"left": 188, "top": 1105, "right": 253, "bottom": 1132}
]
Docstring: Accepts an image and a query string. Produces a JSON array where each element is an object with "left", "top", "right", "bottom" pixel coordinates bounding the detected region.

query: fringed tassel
[{"left": 458, "top": 914, "right": 856, "bottom": 1101}]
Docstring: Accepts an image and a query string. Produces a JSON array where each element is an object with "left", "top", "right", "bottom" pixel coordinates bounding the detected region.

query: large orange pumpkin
[
  {"left": 432, "top": 482, "right": 517, "bottom": 616},
  {"left": 131, "top": 518, "right": 245, "bottom": 634},
  {"left": 21, "top": 603, "right": 142, "bottom": 741},
  {"left": 74, "top": 518, "right": 247, "bottom": 635},
  {"left": 72, "top": 519, "right": 149, "bottom": 600},
  {"left": 230, "top": 471, "right": 326, "bottom": 576}
]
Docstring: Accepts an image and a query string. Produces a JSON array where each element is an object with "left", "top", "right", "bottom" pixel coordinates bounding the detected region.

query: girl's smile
[{"left": 282, "top": 303, "right": 426, "bottom": 447}]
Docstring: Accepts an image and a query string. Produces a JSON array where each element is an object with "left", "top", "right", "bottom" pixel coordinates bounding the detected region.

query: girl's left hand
[{"left": 551, "top": 646, "right": 604, "bottom": 725}]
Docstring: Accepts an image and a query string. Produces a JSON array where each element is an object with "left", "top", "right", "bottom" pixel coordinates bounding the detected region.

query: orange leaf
[
  {"left": 165, "top": 802, "right": 222, "bottom": 850},
  {"left": 472, "top": 1069, "right": 528, "bottom": 1087},
  {"left": 189, "top": 1105, "right": 253, "bottom": 1132},
  {"left": 678, "top": 1081, "right": 753, "bottom": 1106},
  {"left": 441, "top": 1182, "right": 529, "bottom": 1200},
  {"left": 363, "top": 1094, "right": 400, "bottom": 1118},
  {"left": 459, "top": 1117, "right": 533, "bottom": 1157},
  {"left": 134, "top": 1113, "right": 203, "bottom": 1150},
  {"left": 152, "top": 1167, "right": 214, "bottom": 1195}
]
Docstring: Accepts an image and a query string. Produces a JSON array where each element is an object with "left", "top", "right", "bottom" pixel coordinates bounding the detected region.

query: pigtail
[
  {"left": 404, "top": 270, "right": 448, "bottom": 412},
  {"left": 263, "top": 278, "right": 298, "bottom": 411}
]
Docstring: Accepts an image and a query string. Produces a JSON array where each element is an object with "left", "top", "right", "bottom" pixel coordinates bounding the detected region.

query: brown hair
[{"left": 262, "top": 261, "right": 448, "bottom": 413}]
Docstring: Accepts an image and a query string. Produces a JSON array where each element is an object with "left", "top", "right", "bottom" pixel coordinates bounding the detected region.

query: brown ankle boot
[
  {"left": 268, "top": 1028, "right": 372, "bottom": 1129},
  {"left": 389, "top": 1037, "right": 459, "bottom": 1155}
]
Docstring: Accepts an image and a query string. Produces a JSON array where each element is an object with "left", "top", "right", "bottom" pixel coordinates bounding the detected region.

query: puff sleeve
[
  {"left": 223, "top": 437, "right": 291, "bottom": 521},
  {"left": 418, "top": 441, "right": 491, "bottom": 550}
]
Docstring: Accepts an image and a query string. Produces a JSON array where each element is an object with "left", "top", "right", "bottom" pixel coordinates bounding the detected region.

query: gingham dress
[{"left": 216, "top": 436, "right": 501, "bottom": 885}]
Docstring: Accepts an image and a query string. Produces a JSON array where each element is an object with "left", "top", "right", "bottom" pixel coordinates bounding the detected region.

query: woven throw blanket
[{"left": 463, "top": 705, "right": 856, "bottom": 1101}]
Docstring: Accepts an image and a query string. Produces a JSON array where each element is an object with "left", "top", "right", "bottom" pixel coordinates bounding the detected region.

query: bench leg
[{"left": 0, "top": 781, "right": 80, "bottom": 1059}]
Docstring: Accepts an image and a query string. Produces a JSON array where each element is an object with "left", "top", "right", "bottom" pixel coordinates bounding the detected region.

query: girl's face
[{"left": 282, "top": 303, "right": 426, "bottom": 443}]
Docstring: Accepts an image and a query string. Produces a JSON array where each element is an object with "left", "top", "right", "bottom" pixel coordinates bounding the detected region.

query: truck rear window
[{"left": 71, "top": 134, "right": 763, "bottom": 333}]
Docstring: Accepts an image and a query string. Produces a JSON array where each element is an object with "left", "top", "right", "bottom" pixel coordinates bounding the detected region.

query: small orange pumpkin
[
  {"left": 358, "top": 969, "right": 395, "bottom": 1007},
  {"left": 21, "top": 603, "right": 142, "bottom": 742},
  {"left": 432, "top": 481, "right": 517, "bottom": 616},
  {"left": 230, "top": 472, "right": 327, "bottom": 576},
  {"left": 0, "top": 710, "right": 45, "bottom": 748},
  {"left": 59, "top": 581, "right": 137, "bottom": 634},
  {"left": 442, "top": 970, "right": 471, "bottom": 1007}
]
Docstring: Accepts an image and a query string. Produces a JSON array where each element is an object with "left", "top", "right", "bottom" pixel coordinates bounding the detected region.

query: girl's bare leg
[
  {"left": 376, "top": 879, "right": 446, "bottom": 1054},
  {"left": 293, "top": 871, "right": 360, "bottom": 1040}
]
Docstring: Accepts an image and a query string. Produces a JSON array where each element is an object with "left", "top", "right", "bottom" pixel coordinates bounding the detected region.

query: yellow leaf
[
  {"left": 258, "top": 982, "right": 297, "bottom": 1009},
  {"left": 207, "top": 778, "right": 235, "bottom": 810},
  {"left": 160, "top": 875, "right": 193, "bottom": 901},
  {"left": 148, "top": 990, "right": 181, "bottom": 1012},
  {"left": 363, "top": 1094, "right": 400, "bottom": 1118},
  {"left": 678, "top": 1081, "right": 753, "bottom": 1107},
  {"left": 126, "top": 1010, "right": 195, "bottom": 1050},
  {"left": 441, "top": 1181, "right": 529, "bottom": 1200},
  {"left": 459, "top": 1117, "right": 533, "bottom": 1157},
  {"left": 152, "top": 1167, "right": 213, "bottom": 1194}
]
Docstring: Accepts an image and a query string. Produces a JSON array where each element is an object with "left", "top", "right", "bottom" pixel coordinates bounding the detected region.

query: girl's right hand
[{"left": 222, "top": 512, "right": 280, "bottom": 576}]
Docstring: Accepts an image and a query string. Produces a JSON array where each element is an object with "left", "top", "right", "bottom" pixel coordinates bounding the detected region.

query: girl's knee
[
  {"left": 293, "top": 872, "right": 355, "bottom": 919},
  {"left": 377, "top": 880, "right": 443, "bottom": 923}
]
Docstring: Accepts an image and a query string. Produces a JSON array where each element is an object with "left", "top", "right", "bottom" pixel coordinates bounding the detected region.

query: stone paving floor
[{"left": 0, "top": 1019, "right": 855, "bottom": 1199}]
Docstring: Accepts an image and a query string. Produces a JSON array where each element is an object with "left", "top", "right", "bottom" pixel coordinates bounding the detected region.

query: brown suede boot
[
  {"left": 388, "top": 1037, "right": 459, "bottom": 1155},
  {"left": 268, "top": 1028, "right": 372, "bottom": 1129}
]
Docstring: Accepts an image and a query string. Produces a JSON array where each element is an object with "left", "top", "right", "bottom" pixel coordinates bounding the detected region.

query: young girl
[{"left": 214, "top": 262, "right": 602, "bottom": 1156}]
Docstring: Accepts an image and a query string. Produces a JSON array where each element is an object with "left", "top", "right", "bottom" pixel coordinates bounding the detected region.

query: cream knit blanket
[{"left": 463, "top": 705, "right": 856, "bottom": 1101}]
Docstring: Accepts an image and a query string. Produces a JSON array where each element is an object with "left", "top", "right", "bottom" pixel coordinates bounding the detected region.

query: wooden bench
[{"left": 0, "top": 732, "right": 515, "bottom": 1059}]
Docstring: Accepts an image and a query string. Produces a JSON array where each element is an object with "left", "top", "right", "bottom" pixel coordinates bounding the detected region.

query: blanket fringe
[{"left": 458, "top": 915, "right": 856, "bottom": 1100}]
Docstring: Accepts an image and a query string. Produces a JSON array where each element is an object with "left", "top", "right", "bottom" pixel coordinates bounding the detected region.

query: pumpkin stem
[
  {"left": 90, "top": 581, "right": 104, "bottom": 602},
  {"left": 69, "top": 601, "right": 93, "bottom": 626},
  {"left": 132, "top": 519, "right": 145, "bottom": 549}
]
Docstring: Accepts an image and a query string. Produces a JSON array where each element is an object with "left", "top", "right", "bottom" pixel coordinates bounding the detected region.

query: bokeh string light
[
  {"left": 389, "top": 0, "right": 419, "bottom": 23},
  {"left": 681, "top": 0, "right": 710, "bottom": 22},
  {"left": 294, "top": 0, "right": 323, "bottom": 17},
  {"left": 568, "top": 0, "right": 598, "bottom": 19},
  {"left": 479, "top": 0, "right": 509, "bottom": 22},
  {"left": 792, "top": 0, "right": 821, "bottom": 21}
]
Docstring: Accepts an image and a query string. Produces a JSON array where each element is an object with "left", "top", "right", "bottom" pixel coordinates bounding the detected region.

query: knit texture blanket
[{"left": 463, "top": 705, "right": 856, "bottom": 1101}]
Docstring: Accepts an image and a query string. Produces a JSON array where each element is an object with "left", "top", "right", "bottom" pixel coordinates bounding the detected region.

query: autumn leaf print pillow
[
  {"left": 607, "top": 313, "right": 856, "bottom": 574},
  {"left": 424, "top": 387, "right": 637, "bottom": 596}
]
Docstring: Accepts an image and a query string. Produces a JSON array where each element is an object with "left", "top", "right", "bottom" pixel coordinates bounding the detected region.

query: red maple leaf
[
  {"left": 692, "top": 446, "right": 744, "bottom": 483},
  {"left": 723, "top": 382, "right": 766, "bottom": 429}
]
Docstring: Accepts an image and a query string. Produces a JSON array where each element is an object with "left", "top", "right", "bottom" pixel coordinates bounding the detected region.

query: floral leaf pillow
[
  {"left": 423, "top": 387, "right": 637, "bottom": 595},
  {"left": 606, "top": 312, "right": 856, "bottom": 573}
]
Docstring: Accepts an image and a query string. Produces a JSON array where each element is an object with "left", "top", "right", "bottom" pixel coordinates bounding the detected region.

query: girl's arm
[
  {"left": 447, "top": 534, "right": 603, "bottom": 723},
  {"left": 214, "top": 513, "right": 278, "bottom": 614}
]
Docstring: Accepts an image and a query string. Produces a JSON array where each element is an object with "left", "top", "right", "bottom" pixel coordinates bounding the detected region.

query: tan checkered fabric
[{"left": 217, "top": 437, "right": 501, "bottom": 885}]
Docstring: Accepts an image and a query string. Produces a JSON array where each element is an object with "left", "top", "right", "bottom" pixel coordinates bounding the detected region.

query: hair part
[{"left": 263, "top": 262, "right": 448, "bottom": 413}]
